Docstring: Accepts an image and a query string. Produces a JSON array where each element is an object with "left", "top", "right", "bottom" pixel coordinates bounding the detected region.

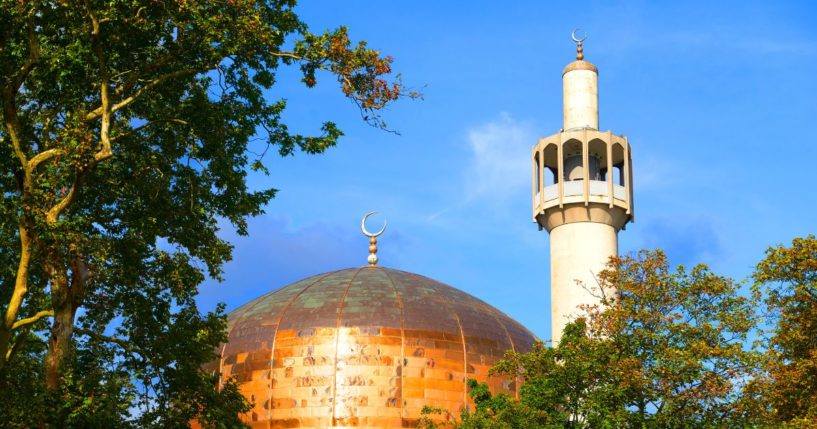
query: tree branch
[
  {"left": 11, "top": 310, "right": 54, "bottom": 331},
  {"left": 269, "top": 51, "right": 307, "bottom": 61},
  {"left": 110, "top": 118, "right": 190, "bottom": 144},
  {"left": 4, "top": 226, "right": 32, "bottom": 331},
  {"left": 86, "top": 2, "right": 113, "bottom": 163},
  {"left": 1, "top": 13, "right": 41, "bottom": 169},
  {"left": 46, "top": 177, "right": 81, "bottom": 223},
  {"left": 1, "top": 89, "right": 28, "bottom": 169},
  {"left": 116, "top": 48, "right": 176, "bottom": 96},
  {"left": 27, "top": 148, "right": 65, "bottom": 175},
  {"left": 84, "top": 68, "right": 212, "bottom": 123},
  {"left": 76, "top": 328, "right": 131, "bottom": 351},
  {"left": 5, "top": 324, "right": 35, "bottom": 362},
  {"left": 69, "top": 254, "right": 91, "bottom": 309},
  {"left": 8, "top": 13, "right": 40, "bottom": 97},
  {"left": 801, "top": 285, "right": 817, "bottom": 303}
]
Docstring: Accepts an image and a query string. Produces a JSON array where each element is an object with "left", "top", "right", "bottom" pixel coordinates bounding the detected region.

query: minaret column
[
  {"left": 562, "top": 60, "right": 598, "bottom": 130},
  {"left": 532, "top": 32, "right": 634, "bottom": 345},
  {"left": 549, "top": 218, "right": 618, "bottom": 342}
]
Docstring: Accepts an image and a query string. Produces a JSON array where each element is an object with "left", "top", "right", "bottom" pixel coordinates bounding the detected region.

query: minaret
[{"left": 532, "top": 31, "right": 634, "bottom": 344}]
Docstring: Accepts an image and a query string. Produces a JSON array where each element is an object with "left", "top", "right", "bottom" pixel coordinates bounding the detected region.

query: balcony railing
[{"left": 534, "top": 180, "right": 628, "bottom": 212}]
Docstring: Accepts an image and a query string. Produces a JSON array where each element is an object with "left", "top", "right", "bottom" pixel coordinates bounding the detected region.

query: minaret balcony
[{"left": 531, "top": 129, "right": 634, "bottom": 229}]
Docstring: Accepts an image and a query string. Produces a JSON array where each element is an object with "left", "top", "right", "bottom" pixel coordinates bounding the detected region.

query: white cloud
[{"left": 464, "top": 113, "right": 534, "bottom": 202}]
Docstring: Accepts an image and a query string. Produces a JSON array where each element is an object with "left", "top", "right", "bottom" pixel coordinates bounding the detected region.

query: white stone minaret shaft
[{"left": 532, "top": 38, "right": 634, "bottom": 344}]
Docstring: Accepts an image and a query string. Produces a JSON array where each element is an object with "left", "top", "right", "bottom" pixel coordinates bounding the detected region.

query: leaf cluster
[
  {"left": 422, "top": 250, "right": 763, "bottom": 429},
  {"left": 748, "top": 235, "right": 817, "bottom": 426},
  {"left": 1, "top": 0, "right": 414, "bottom": 427}
]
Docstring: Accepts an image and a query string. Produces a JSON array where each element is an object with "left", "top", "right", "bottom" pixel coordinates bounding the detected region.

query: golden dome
[{"left": 216, "top": 266, "right": 537, "bottom": 428}]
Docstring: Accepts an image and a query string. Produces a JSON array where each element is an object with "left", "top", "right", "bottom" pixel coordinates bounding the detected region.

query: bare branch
[{"left": 11, "top": 310, "right": 54, "bottom": 331}]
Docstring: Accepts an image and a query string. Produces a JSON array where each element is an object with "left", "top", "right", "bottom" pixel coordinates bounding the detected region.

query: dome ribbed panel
[
  {"left": 217, "top": 267, "right": 537, "bottom": 428},
  {"left": 385, "top": 269, "right": 468, "bottom": 417},
  {"left": 380, "top": 268, "right": 407, "bottom": 421}
]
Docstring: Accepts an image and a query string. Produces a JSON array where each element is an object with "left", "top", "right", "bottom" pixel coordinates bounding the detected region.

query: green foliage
[
  {"left": 580, "top": 250, "right": 758, "bottom": 428},
  {"left": 749, "top": 235, "right": 817, "bottom": 426},
  {"left": 422, "top": 250, "right": 760, "bottom": 429},
  {"left": 419, "top": 378, "right": 551, "bottom": 429},
  {"left": 0, "top": 0, "right": 412, "bottom": 426}
]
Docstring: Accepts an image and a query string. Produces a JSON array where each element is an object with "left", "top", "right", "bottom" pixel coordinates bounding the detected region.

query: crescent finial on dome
[{"left": 361, "top": 211, "right": 387, "bottom": 266}]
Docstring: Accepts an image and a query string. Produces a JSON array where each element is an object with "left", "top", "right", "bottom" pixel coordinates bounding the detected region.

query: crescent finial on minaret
[
  {"left": 361, "top": 211, "right": 387, "bottom": 266},
  {"left": 571, "top": 28, "right": 587, "bottom": 61}
]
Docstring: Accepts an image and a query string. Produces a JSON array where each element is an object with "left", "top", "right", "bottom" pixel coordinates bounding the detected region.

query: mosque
[{"left": 210, "top": 33, "right": 634, "bottom": 428}]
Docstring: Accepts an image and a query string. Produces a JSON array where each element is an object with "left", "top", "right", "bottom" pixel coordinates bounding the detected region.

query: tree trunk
[
  {"left": 44, "top": 269, "right": 76, "bottom": 390},
  {"left": 0, "top": 225, "right": 33, "bottom": 371},
  {"left": 45, "top": 305, "right": 75, "bottom": 390},
  {"left": 0, "top": 329, "right": 10, "bottom": 371},
  {"left": 44, "top": 254, "right": 88, "bottom": 390}
]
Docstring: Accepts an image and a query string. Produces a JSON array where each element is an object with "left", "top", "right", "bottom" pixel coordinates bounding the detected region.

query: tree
[
  {"left": 423, "top": 250, "right": 759, "bottom": 428},
  {"left": 419, "top": 377, "right": 554, "bottom": 429},
  {"left": 579, "top": 250, "right": 758, "bottom": 427},
  {"left": 750, "top": 235, "right": 817, "bottom": 427},
  {"left": 420, "top": 323, "right": 611, "bottom": 429},
  {"left": 0, "top": 0, "right": 415, "bottom": 426}
]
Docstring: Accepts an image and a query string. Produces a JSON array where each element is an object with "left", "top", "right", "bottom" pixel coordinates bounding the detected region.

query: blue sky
[{"left": 197, "top": 0, "right": 817, "bottom": 341}]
